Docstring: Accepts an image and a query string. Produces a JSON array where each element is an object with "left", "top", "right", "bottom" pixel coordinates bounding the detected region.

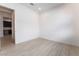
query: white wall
[
  {"left": 39, "top": 4, "right": 79, "bottom": 46},
  {"left": 0, "top": 3, "right": 39, "bottom": 44}
]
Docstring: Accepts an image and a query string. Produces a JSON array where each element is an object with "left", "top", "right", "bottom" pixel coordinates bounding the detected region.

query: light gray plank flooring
[{"left": 0, "top": 38, "right": 79, "bottom": 56}]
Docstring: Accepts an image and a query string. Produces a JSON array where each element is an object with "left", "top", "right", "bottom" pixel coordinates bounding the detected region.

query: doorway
[{"left": 0, "top": 5, "right": 15, "bottom": 48}]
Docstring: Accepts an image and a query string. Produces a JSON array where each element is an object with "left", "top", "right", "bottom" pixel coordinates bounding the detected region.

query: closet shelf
[
  {"left": 3, "top": 20, "right": 12, "bottom": 22},
  {"left": 3, "top": 27, "right": 12, "bottom": 30}
]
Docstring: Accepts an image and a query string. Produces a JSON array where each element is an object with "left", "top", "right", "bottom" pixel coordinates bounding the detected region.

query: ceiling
[{"left": 21, "top": 3, "right": 64, "bottom": 13}]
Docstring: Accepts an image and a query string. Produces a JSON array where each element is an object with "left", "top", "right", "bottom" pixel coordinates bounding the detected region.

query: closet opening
[{"left": 0, "top": 5, "right": 15, "bottom": 49}]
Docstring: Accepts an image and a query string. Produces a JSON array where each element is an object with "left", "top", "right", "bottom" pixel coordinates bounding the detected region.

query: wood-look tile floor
[
  {"left": 1, "top": 35, "right": 14, "bottom": 48},
  {"left": 0, "top": 38, "right": 79, "bottom": 56}
]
